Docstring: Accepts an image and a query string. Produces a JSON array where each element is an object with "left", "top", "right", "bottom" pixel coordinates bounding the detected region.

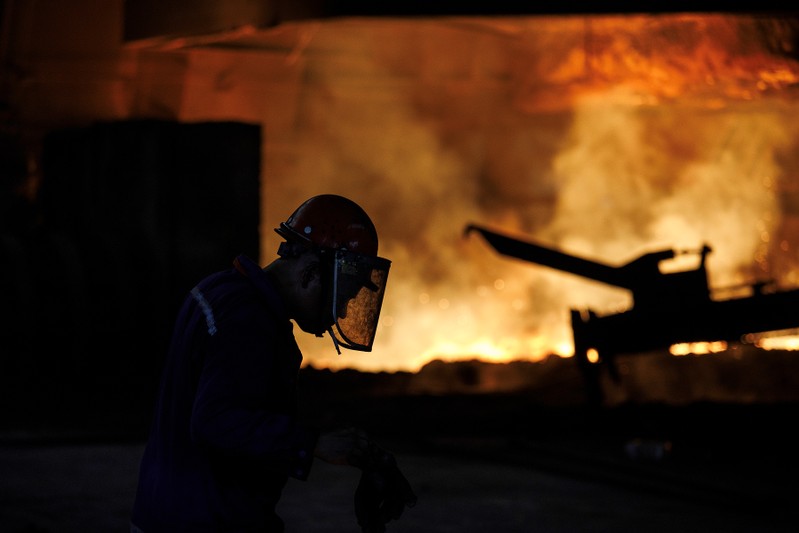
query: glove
[{"left": 354, "top": 448, "right": 417, "bottom": 532}]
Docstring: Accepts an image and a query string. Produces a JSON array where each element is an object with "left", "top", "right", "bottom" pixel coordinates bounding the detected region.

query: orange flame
[{"left": 240, "top": 14, "right": 799, "bottom": 372}]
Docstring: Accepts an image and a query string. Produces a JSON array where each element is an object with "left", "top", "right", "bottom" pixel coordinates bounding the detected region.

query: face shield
[{"left": 326, "top": 249, "right": 391, "bottom": 353}]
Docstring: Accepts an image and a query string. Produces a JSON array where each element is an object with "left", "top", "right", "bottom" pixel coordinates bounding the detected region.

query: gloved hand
[{"left": 353, "top": 446, "right": 417, "bottom": 533}]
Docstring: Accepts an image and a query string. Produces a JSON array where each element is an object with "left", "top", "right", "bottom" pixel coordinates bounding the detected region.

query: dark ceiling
[
  {"left": 124, "top": 0, "right": 796, "bottom": 43},
  {"left": 286, "top": 1, "right": 792, "bottom": 17}
]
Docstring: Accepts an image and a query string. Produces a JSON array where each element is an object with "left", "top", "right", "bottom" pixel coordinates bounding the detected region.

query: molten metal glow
[
  {"left": 759, "top": 336, "right": 799, "bottom": 350},
  {"left": 744, "top": 329, "right": 799, "bottom": 350},
  {"left": 670, "top": 341, "right": 729, "bottom": 356}
]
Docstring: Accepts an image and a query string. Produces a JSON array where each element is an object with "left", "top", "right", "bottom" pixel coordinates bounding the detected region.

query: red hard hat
[{"left": 275, "top": 194, "right": 379, "bottom": 256}]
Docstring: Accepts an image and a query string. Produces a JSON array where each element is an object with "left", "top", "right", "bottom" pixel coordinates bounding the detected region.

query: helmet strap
[
  {"left": 327, "top": 326, "right": 342, "bottom": 355},
  {"left": 314, "top": 249, "right": 340, "bottom": 352}
]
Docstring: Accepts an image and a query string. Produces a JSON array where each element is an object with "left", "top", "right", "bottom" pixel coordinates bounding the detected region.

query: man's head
[{"left": 273, "top": 194, "right": 391, "bottom": 353}]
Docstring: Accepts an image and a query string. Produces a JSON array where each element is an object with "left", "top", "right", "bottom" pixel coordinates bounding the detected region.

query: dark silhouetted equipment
[
  {"left": 0, "top": 120, "right": 260, "bottom": 435},
  {"left": 465, "top": 224, "right": 799, "bottom": 404}
]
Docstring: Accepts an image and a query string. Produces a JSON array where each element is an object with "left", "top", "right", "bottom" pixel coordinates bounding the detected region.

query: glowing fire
[
  {"left": 670, "top": 341, "right": 728, "bottom": 356},
  {"left": 244, "top": 14, "right": 799, "bottom": 373},
  {"left": 745, "top": 329, "right": 799, "bottom": 351}
]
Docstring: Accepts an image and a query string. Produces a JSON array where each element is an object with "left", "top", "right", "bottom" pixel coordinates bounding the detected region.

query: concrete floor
[{"left": 0, "top": 434, "right": 794, "bottom": 533}]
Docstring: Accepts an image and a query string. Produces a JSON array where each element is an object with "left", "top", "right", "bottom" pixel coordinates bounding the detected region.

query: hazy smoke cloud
[{"left": 258, "top": 16, "right": 799, "bottom": 372}]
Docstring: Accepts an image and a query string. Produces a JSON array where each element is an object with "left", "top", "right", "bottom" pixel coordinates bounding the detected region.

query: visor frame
[{"left": 329, "top": 249, "right": 391, "bottom": 352}]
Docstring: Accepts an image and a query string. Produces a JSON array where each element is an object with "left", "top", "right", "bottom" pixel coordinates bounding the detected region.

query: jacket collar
[{"left": 233, "top": 254, "right": 290, "bottom": 324}]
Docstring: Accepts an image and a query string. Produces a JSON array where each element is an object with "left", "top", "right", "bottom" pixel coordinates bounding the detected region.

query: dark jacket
[{"left": 132, "top": 254, "right": 318, "bottom": 532}]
